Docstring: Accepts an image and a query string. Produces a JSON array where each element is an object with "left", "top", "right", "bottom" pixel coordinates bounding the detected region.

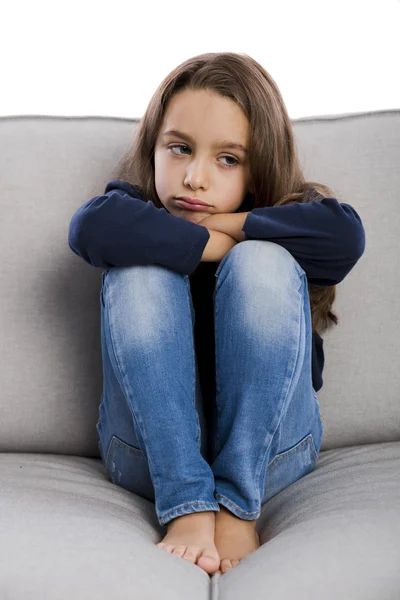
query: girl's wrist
[{"left": 201, "top": 212, "right": 249, "bottom": 242}]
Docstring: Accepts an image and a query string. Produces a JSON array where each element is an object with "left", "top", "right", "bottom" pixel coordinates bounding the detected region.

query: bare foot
[
  {"left": 214, "top": 505, "right": 261, "bottom": 574},
  {"left": 156, "top": 511, "right": 221, "bottom": 574}
]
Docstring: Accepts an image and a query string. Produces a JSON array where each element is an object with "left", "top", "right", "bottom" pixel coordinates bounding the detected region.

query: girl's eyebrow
[{"left": 162, "top": 129, "right": 248, "bottom": 154}]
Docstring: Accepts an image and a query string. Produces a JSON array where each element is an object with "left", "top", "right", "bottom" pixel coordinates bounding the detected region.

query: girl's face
[{"left": 154, "top": 88, "right": 252, "bottom": 224}]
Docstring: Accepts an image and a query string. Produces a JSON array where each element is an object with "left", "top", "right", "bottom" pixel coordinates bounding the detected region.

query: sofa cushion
[
  {"left": 0, "top": 441, "right": 399, "bottom": 599},
  {"left": 222, "top": 440, "right": 400, "bottom": 599},
  {"left": 0, "top": 452, "right": 209, "bottom": 599}
]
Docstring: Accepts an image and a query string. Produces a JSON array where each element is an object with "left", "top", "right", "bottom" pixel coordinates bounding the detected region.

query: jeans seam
[
  {"left": 185, "top": 279, "right": 202, "bottom": 450},
  {"left": 103, "top": 277, "right": 151, "bottom": 474},
  {"left": 255, "top": 275, "right": 305, "bottom": 496}
]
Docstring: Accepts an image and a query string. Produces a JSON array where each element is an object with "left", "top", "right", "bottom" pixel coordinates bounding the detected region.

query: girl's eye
[{"left": 168, "top": 144, "right": 239, "bottom": 167}]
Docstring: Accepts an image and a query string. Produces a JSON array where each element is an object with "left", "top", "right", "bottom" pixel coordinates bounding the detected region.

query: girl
[{"left": 68, "top": 52, "right": 365, "bottom": 576}]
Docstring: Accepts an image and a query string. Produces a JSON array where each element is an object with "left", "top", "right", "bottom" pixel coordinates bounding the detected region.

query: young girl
[{"left": 68, "top": 52, "right": 366, "bottom": 576}]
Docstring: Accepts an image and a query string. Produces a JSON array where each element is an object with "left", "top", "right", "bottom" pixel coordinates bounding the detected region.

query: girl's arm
[
  {"left": 200, "top": 212, "right": 250, "bottom": 243},
  {"left": 200, "top": 229, "right": 238, "bottom": 262}
]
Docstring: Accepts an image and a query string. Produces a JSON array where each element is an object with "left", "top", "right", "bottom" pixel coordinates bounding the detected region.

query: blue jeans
[{"left": 96, "top": 240, "right": 324, "bottom": 527}]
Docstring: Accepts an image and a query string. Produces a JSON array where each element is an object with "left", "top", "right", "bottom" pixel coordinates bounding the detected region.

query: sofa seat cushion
[
  {"left": 0, "top": 454, "right": 210, "bottom": 599},
  {"left": 1, "top": 442, "right": 399, "bottom": 599},
  {"left": 221, "top": 440, "right": 400, "bottom": 599}
]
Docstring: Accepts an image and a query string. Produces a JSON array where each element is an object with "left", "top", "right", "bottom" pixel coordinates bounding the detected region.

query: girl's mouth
[{"left": 175, "top": 200, "right": 212, "bottom": 212}]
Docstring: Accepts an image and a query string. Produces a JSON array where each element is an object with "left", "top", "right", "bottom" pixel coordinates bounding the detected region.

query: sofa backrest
[{"left": 0, "top": 111, "right": 399, "bottom": 456}]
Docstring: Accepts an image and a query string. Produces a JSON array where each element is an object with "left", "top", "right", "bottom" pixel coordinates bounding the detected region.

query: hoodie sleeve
[
  {"left": 68, "top": 181, "right": 210, "bottom": 275},
  {"left": 242, "top": 197, "right": 366, "bottom": 286}
]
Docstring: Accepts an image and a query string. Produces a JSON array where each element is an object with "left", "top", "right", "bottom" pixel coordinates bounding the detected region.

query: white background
[{"left": 1, "top": 0, "right": 399, "bottom": 120}]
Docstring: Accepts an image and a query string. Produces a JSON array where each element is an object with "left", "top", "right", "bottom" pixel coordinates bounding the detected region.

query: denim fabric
[{"left": 96, "top": 240, "right": 324, "bottom": 527}]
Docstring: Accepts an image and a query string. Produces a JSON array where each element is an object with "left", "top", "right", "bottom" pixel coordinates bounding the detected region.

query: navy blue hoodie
[{"left": 68, "top": 181, "right": 366, "bottom": 394}]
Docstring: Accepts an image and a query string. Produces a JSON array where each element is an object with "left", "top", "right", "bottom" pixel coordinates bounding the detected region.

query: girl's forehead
[{"left": 159, "top": 92, "right": 249, "bottom": 149}]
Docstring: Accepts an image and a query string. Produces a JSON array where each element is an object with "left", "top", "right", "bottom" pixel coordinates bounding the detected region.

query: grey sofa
[{"left": 1, "top": 109, "right": 399, "bottom": 599}]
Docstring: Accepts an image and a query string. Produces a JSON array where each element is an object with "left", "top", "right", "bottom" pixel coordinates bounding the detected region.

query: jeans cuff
[
  {"left": 158, "top": 500, "right": 220, "bottom": 527},
  {"left": 215, "top": 493, "right": 260, "bottom": 521}
]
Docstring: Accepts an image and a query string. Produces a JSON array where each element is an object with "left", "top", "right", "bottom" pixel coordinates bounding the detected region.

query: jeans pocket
[
  {"left": 262, "top": 432, "right": 319, "bottom": 504},
  {"left": 105, "top": 434, "right": 155, "bottom": 502}
]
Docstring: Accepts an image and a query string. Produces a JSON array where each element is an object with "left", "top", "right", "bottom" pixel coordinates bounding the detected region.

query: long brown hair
[{"left": 112, "top": 52, "right": 338, "bottom": 335}]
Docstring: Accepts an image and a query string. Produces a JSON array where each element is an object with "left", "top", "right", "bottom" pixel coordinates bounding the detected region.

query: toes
[
  {"left": 171, "top": 545, "right": 187, "bottom": 558},
  {"left": 221, "top": 558, "right": 233, "bottom": 573},
  {"left": 157, "top": 543, "right": 174, "bottom": 554},
  {"left": 182, "top": 549, "right": 198, "bottom": 564},
  {"left": 220, "top": 557, "right": 241, "bottom": 573},
  {"left": 156, "top": 542, "right": 220, "bottom": 574},
  {"left": 197, "top": 552, "right": 220, "bottom": 574}
]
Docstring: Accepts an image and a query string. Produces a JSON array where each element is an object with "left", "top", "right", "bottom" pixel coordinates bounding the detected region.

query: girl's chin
[{"left": 176, "top": 209, "right": 206, "bottom": 222}]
